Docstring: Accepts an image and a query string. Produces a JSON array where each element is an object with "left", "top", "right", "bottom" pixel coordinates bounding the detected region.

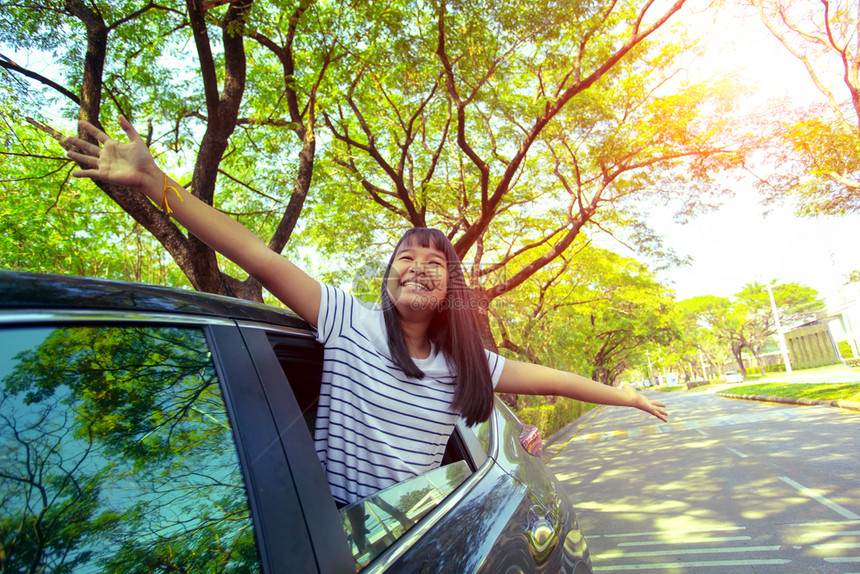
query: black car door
[{"left": 0, "top": 316, "right": 326, "bottom": 573}]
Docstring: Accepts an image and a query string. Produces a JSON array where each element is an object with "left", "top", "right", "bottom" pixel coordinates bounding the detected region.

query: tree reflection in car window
[
  {"left": 339, "top": 460, "right": 471, "bottom": 570},
  {"left": 0, "top": 326, "right": 260, "bottom": 573}
]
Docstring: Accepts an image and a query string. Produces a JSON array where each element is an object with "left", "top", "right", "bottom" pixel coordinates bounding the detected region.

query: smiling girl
[{"left": 67, "top": 117, "right": 667, "bottom": 505}]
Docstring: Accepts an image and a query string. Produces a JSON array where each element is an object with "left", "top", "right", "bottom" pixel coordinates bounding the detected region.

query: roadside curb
[
  {"left": 541, "top": 405, "right": 606, "bottom": 463},
  {"left": 718, "top": 392, "right": 860, "bottom": 413}
]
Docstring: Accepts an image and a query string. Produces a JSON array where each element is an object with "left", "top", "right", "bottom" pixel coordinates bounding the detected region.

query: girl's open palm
[
  {"left": 67, "top": 117, "right": 159, "bottom": 189},
  {"left": 623, "top": 384, "right": 668, "bottom": 422}
]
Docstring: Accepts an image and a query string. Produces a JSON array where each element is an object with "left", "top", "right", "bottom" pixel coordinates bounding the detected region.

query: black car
[{"left": 0, "top": 271, "right": 591, "bottom": 573}]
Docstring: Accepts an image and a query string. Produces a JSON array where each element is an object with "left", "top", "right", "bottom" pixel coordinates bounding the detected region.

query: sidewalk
[{"left": 719, "top": 391, "right": 860, "bottom": 412}]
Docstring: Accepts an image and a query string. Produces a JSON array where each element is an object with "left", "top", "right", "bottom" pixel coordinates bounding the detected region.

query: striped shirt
[{"left": 314, "top": 283, "right": 505, "bottom": 505}]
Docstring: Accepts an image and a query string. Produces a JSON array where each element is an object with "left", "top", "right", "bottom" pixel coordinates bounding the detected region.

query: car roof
[{"left": 0, "top": 270, "right": 312, "bottom": 330}]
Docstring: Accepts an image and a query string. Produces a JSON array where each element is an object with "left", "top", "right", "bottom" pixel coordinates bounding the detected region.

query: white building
[{"left": 824, "top": 281, "right": 860, "bottom": 360}]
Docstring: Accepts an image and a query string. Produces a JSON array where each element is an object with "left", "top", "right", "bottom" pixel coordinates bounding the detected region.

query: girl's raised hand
[{"left": 67, "top": 116, "right": 160, "bottom": 190}]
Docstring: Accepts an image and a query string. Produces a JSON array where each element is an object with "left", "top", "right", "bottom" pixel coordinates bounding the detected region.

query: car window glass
[
  {"left": 340, "top": 460, "right": 471, "bottom": 570},
  {"left": 0, "top": 325, "right": 261, "bottom": 573},
  {"left": 266, "top": 333, "right": 323, "bottom": 433}
]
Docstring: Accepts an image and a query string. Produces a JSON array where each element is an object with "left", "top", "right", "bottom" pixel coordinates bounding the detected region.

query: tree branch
[
  {"left": 452, "top": 0, "right": 688, "bottom": 257},
  {"left": 0, "top": 55, "right": 80, "bottom": 104}
]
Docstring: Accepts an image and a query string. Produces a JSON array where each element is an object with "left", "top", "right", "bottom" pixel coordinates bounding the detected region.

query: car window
[
  {"left": 267, "top": 333, "right": 323, "bottom": 433},
  {"left": 0, "top": 325, "right": 261, "bottom": 573}
]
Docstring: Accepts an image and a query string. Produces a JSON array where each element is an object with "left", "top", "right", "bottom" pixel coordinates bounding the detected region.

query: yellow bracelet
[{"left": 159, "top": 173, "right": 184, "bottom": 214}]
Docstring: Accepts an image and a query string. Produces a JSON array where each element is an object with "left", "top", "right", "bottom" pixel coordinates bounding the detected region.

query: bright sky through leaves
[{"left": 653, "top": 0, "right": 860, "bottom": 307}]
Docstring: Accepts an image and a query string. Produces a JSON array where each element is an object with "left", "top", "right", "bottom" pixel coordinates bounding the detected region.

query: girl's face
[{"left": 386, "top": 244, "right": 448, "bottom": 314}]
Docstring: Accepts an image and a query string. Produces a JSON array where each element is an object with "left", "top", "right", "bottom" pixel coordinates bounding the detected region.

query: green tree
[
  {"left": 1, "top": 0, "right": 332, "bottom": 299},
  {"left": 0, "top": 112, "right": 188, "bottom": 284},
  {"left": 682, "top": 294, "right": 749, "bottom": 374},
  {"left": 734, "top": 280, "right": 825, "bottom": 369},
  {"left": 675, "top": 297, "right": 732, "bottom": 379},
  {"left": 683, "top": 281, "right": 824, "bottom": 375},
  {"left": 2, "top": 1, "right": 748, "bottom": 313},
  {"left": 2, "top": 1, "right": 752, "bottom": 411},
  {"left": 491, "top": 245, "right": 679, "bottom": 389}
]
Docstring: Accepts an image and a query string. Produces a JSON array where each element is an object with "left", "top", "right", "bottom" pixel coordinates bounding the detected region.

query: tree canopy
[
  {"left": 311, "top": 0, "right": 747, "bottom": 346},
  {"left": 1, "top": 1, "right": 746, "bottom": 296},
  {"left": 2, "top": 0, "right": 332, "bottom": 299},
  {"left": 490, "top": 245, "right": 679, "bottom": 387},
  {"left": 0, "top": 0, "right": 777, "bottom": 392},
  {"left": 744, "top": 0, "right": 860, "bottom": 215}
]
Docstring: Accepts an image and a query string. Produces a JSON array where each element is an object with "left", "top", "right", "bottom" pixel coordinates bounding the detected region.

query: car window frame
[
  {"left": 239, "top": 323, "right": 356, "bottom": 573},
  {"left": 455, "top": 418, "right": 490, "bottom": 468},
  {"left": 209, "top": 322, "right": 326, "bottom": 573}
]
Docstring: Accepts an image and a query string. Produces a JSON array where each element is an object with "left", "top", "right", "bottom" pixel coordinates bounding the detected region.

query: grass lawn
[{"left": 723, "top": 382, "right": 860, "bottom": 403}]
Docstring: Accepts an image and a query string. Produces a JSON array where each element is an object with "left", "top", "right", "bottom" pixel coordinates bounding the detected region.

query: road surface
[{"left": 544, "top": 385, "right": 860, "bottom": 573}]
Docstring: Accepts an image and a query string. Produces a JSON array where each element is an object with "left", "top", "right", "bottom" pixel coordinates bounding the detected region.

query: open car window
[
  {"left": 0, "top": 325, "right": 261, "bottom": 572},
  {"left": 265, "top": 332, "right": 483, "bottom": 570}
]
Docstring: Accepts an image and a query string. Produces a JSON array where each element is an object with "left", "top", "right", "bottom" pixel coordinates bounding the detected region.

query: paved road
[{"left": 544, "top": 386, "right": 860, "bottom": 573}]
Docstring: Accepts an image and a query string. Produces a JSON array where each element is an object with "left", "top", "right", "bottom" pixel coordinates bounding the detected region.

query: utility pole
[{"left": 765, "top": 283, "right": 793, "bottom": 375}]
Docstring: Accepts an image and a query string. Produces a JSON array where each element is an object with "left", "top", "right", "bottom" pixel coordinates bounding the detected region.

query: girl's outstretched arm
[
  {"left": 67, "top": 116, "right": 321, "bottom": 325},
  {"left": 496, "top": 359, "right": 668, "bottom": 422}
]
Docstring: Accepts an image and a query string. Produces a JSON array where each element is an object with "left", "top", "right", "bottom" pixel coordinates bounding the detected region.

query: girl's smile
[{"left": 386, "top": 245, "right": 448, "bottom": 312}]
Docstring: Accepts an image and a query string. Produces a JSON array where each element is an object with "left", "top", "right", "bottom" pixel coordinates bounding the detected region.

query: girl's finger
[
  {"left": 67, "top": 150, "right": 99, "bottom": 167},
  {"left": 77, "top": 119, "right": 110, "bottom": 144},
  {"left": 66, "top": 137, "right": 101, "bottom": 156},
  {"left": 118, "top": 115, "right": 145, "bottom": 144},
  {"left": 72, "top": 168, "right": 104, "bottom": 179}
]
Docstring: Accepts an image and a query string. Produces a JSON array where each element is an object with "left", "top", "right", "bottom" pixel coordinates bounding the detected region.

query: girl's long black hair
[{"left": 380, "top": 228, "right": 494, "bottom": 426}]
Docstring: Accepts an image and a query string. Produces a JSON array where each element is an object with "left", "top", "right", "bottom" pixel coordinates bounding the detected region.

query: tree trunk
[
  {"left": 751, "top": 346, "right": 768, "bottom": 376},
  {"left": 731, "top": 344, "right": 747, "bottom": 376}
]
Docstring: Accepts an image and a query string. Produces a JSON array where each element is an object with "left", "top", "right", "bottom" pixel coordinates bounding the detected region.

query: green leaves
[
  {"left": 491, "top": 244, "right": 677, "bottom": 384},
  {"left": 679, "top": 280, "right": 825, "bottom": 375},
  {"left": 0, "top": 0, "right": 763, "bottom": 387}
]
